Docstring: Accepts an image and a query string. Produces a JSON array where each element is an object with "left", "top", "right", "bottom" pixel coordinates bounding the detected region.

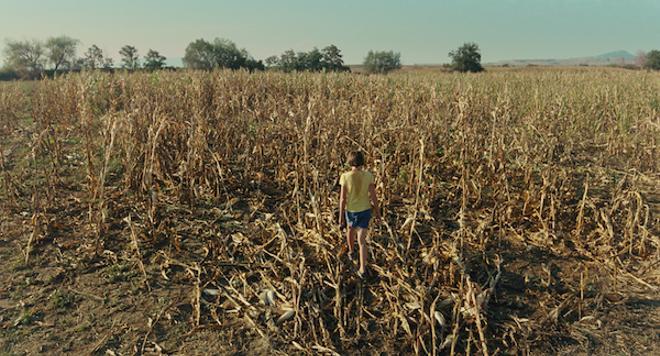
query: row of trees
[
  {"left": 119, "top": 46, "right": 168, "bottom": 70},
  {"left": 182, "top": 39, "right": 487, "bottom": 74},
  {"left": 353, "top": 43, "right": 484, "bottom": 74},
  {"left": 2, "top": 34, "right": 488, "bottom": 79},
  {"left": 363, "top": 50, "right": 402, "bottom": 74},
  {"left": 1, "top": 35, "right": 485, "bottom": 78},
  {"left": 182, "top": 38, "right": 264, "bottom": 71},
  {"left": 3, "top": 37, "right": 79, "bottom": 78},
  {"left": 1, "top": 36, "right": 169, "bottom": 78},
  {"left": 7, "top": 35, "right": 655, "bottom": 80},
  {"left": 81, "top": 45, "right": 166, "bottom": 70},
  {"left": 358, "top": 43, "right": 484, "bottom": 74},
  {"left": 263, "top": 45, "right": 350, "bottom": 72},
  {"left": 259, "top": 43, "right": 484, "bottom": 74}
]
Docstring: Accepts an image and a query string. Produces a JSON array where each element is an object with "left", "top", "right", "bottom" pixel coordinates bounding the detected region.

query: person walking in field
[{"left": 339, "top": 151, "right": 380, "bottom": 278}]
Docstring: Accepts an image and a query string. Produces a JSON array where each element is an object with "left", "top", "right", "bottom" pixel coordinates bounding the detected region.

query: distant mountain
[
  {"left": 490, "top": 50, "right": 637, "bottom": 67},
  {"left": 594, "top": 50, "right": 635, "bottom": 61}
]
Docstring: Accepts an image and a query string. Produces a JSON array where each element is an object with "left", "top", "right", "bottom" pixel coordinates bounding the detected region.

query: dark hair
[{"left": 347, "top": 151, "right": 365, "bottom": 167}]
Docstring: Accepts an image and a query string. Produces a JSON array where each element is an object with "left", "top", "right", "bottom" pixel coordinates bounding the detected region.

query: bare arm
[{"left": 339, "top": 184, "right": 347, "bottom": 227}]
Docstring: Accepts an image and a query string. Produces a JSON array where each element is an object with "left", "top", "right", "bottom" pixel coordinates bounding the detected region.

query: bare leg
[
  {"left": 357, "top": 228, "right": 368, "bottom": 274},
  {"left": 346, "top": 227, "right": 357, "bottom": 254}
]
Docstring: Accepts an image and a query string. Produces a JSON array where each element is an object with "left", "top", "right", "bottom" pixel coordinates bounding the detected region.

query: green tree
[
  {"left": 363, "top": 50, "right": 401, "bottom": 74},
  {"left": 297, "top": 48, "right": 323, "bottom": 71},
  {"left": 243, "top": 58, "right": 265, "bottom": 72},
  {"left": 213, "top": 39, "right": 246, "bottom": 69},
  {"left": 119, "top": 45, "right": 140, "bottom": 70},
  {"left": 643, "top": 50, "right": 660, "bottom": 70},
  {"left": 3, "top": 39, "right": 45, "bottom": 78},
  {"left": 264, "top": 55, "right": 280, "bottom": 68},
  {"left": 278, "top": 49, "right": 298, "bottom": 72},
  {"left": 143, "top": 49, "right": 167, "bottom": 70},
  {"left": 272, "top": 45, "right": 349, "bottom": 72},
  {"left": 321, "top": 45, "right": 349, "bottom": 72},
  {"left": 82, "top": 45, "right": 113, "bottom": 70},
  {"left": 183, "top": 38, "right": 261, "bottom": 71},
  {"left": 448, "top": 42, "right": 484, "bottom": 73},
  {"left": 183, "top": 39, "right": 215, "bottom": 69},
  {"left": 83, "top": 45, "right": 103, "bottom": 69},
  {"left": 45, "top": 36, "right": 79, "bottom": 72}
]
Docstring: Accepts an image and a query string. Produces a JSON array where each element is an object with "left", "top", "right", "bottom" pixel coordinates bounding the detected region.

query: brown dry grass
[{"left": 0, "top": 68, "right": 658, "bottom": 355}]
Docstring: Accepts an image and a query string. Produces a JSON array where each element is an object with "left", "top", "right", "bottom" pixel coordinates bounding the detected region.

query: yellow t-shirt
[{"left": 340, "top": 170, "right": 374, "bottom": 212}]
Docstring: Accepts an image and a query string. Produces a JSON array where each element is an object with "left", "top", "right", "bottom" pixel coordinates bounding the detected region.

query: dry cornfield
[{"left": 0, "top": 68, "right": 658, "bottom": 355}]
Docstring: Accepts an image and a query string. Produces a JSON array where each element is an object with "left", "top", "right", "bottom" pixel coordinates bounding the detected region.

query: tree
[
  {"left": 269, "top": 45, "right": 350, "bottom": 72},
  {"left": 213, "top": 39, "right": 246, "bottom": 69},
  {"left": 45, "top": 36, "right": 79, "bottom": 72},
  {"left": 183, "top": 38, "right": 261, "bottom": 71},
  {"left": 300, "top": 48, "right": 323, "bottom": 71},
  {"left": 70, "top": 58, "right": 86, "bottom": 70},
  {"left": 363, "top": 50, "right": 401, "bottom": 74},
  {"left": 82, "top": 45, "right": 113, "bottom": 70},
  {"left": 643, "top": 50, "right": 660, "bottom": 70},
  {"left": 449, "top": 42, "right": 484, "bottom": 73},
  {"left": 143, "top": 49, "right": 167, "bottom": 70},
  {"left": 321, "top": 45, "right": 349, "bottom": 72},
  {"left": 264, "top": 55, "right": 280, "bottom": 68},
  {"left": 183, "top": 39, "right": 215, "bottom": 70},
  {"left": 243, "top": 58, "right": 265, "bottom": 72},
  {"left": 278, "top": 49, "right": 298, "bottom": 72},
  {"left": 3, "top": 39, "right": 45, "bottom": 78},
  {"left": 83, "top": 45, "right": 104, "bottom": 69},
  {"left": 119, "top": 45, "right": 140, "bottom": 70}
]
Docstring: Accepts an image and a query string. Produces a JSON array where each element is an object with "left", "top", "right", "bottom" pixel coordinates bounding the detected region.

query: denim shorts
[{"left": 346, "top": 209, "right": 372, "bottom": 229}]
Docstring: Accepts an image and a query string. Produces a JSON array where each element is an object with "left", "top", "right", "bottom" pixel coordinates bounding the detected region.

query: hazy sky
[{"left": 1, "top": 0, "right": 658, "bottom": 64}]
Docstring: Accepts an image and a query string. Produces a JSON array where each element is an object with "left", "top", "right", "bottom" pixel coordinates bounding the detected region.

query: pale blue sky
[{"left": 1, "top": 0, "right": 658, "bottom": 64}]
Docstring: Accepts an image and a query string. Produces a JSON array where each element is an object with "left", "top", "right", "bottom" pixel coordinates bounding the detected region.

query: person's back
[{"left": 340, "top": 170, "right": 373, "bottom": 213}]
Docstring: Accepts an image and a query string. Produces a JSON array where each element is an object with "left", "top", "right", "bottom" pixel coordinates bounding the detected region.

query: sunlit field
[{"left": 0, "top": 67, "right": 658, "bottom": 354}]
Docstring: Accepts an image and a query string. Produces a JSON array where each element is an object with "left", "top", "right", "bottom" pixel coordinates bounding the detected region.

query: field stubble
[{"left": 0, "top": 68, "right": 658, "bottom": 354}]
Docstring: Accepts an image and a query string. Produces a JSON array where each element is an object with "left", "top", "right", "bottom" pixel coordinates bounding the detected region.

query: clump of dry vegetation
[{"left": 0, "top": 68, "right": 658, "bottom": 354}]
